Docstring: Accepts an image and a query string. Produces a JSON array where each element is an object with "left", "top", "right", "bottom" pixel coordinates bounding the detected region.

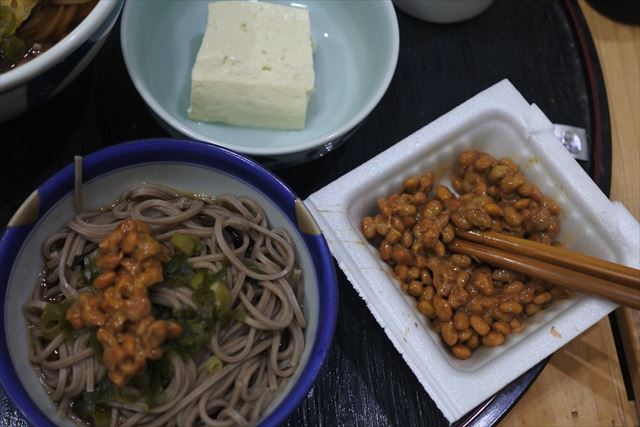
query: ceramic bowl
[
  {"left": 0, "top": 139, "right": 338, "bottom": 426},
  {"left": 0, "top": 0, "right": 124, "bottom": 122},
  {"left": 120, "top": 0, "right": 399, "bottom": 167},
  {"left": 393, "top": 0, "right": 494, "bottom": 23}
]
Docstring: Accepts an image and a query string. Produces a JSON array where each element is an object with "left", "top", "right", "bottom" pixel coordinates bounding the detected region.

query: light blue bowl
[
  {"left": 121, "top": 0, "right": 399, "bottom": 167},
  {"left": 0, "top": 0, "right": 123, "bottom": 122},
  {"left": 0, "top": 139, "right": 338, "bottom": 426}
]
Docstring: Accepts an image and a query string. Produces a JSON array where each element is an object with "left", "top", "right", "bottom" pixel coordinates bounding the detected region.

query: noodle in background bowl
[
  {"left": 0, "top": 139, "right": 338, "bottom": 426},
  {"left": 0, "top": 0, "right": 123, "bottom": 123}
]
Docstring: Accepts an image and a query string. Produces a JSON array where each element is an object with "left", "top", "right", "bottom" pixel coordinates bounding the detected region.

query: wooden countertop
[{"left": 501, "top": 1, "right": 640, "bottom": 426}]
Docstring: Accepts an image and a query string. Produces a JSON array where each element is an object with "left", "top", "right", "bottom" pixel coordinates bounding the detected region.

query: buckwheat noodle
[
  {"left": 24, "top": 178, "right": 307, "bottom": 427},
  {"left": 19, "top": 0, "right": 97, "bottom": 45},
  {"left": 1, "top": 0, "right": 98, "bottom": 72}
]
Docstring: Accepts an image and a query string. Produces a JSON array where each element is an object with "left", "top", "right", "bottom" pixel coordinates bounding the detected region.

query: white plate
[{"left": 304, "top": 79, "right": 640, "bottom": 422}]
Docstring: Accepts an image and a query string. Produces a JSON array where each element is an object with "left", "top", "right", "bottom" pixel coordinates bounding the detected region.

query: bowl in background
[
  {"left": 0, "top": 139, "right": 338, "bottom": 426},
  {"left": 393, "top": 0, "right": 494, "bottom": 23},
  {"left": 0, "top": 0, "right": 124, "bottom": 122},
  {"left": 120, "top": 0, "right": 399, "bottom": 167}
]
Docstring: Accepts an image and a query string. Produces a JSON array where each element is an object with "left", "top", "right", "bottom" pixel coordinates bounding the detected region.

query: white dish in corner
[{"left": 304, "top": 79, "right": 639, "bottom": 422}]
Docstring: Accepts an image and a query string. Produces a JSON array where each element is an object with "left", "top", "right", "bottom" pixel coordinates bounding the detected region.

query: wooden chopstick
[
  {"left": 455, "top": 230, "right": 640, "bottom": 290},
  {"left": 447, "top": 238, "right": 640, "bottom": 310}
]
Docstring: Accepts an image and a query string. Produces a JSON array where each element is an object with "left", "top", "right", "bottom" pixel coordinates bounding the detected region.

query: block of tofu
[{"left": 188, "top": 1, "right": 315, "bottom": 130}]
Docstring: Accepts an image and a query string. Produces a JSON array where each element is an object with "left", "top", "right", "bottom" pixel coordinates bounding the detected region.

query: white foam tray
[{"left": 304, "top": 79, "right": 640, "bottom": 422}]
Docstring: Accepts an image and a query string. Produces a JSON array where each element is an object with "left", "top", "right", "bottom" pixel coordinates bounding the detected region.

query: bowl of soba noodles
[
  {"left": 0, "top": 0, "right": 123, "bottom": 122},
  {"left": 0, "top": 138, "right": 338, "bottom": 426}
]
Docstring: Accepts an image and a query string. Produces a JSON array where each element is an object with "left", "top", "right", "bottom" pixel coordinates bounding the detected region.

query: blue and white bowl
[
  {"left": 0, "top": 0, "right": 124, "bottom": 122},
  {"left": 0, "top": 139, "right": 338, "bottom": 426}
]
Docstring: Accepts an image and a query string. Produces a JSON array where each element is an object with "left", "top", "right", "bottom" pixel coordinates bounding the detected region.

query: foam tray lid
[{"left": 304, "top": 79, "right": 639, "bottom": 422}]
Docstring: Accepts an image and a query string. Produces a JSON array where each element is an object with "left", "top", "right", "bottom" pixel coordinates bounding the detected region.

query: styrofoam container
[{"left": 304, "top": 79, "right": 640, "bottom": 422}]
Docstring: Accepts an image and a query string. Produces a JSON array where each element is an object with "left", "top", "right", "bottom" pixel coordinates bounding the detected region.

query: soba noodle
[
  {"left": 24, "top": 182, "right": 306, "bottom": 427},
  {"left": 19, "top": 0, "right": 96, "bottom": 43},
  {"left": 0, "top": 0, "right": 97, "bottom": 72}
]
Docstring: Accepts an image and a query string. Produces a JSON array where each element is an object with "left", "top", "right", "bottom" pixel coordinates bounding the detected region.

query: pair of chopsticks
[{"left": 448, "top": 230, "right": 640, "bottom": 310}]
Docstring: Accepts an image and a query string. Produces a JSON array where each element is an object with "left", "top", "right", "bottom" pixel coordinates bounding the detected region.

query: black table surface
[{"left": 0, "top": 0, "right": 611, "bottom": 426}]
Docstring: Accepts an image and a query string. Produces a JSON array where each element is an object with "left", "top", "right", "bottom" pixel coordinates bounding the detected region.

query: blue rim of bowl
[
  {"left": 120, "top": 0, "right": 400, "bottom": 158},
  {"left": 0, "top": 138, "right": 338, "bottom": 427}
]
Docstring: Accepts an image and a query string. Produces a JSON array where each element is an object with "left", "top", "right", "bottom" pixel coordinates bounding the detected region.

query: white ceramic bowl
[
  {"left": 0, "top": 139, "right": 338, "bottom": 426},
  {"left": 121, "top": 0, "right": 399, "bottom": 167},
  {"left": 0, "top": 0, "right": 123, "bottom": 122}
]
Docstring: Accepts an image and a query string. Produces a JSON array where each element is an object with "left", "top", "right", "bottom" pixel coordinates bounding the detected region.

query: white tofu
[{"left": 188, "top": 1, "right": 315, "bottom": 130}]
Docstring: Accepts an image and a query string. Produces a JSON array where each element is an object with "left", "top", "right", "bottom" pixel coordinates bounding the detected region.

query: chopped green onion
[
  {"left": 164, "top": 254, "right": 194, "bottom": 288},
  {"left": 188, "top": 234, "right": 202, "bottom": 253},
  {"left": 0, "top": 5, "right": 17, "bottom": 36},
  {"left": 40, "top": 300, "right": 74, "bottom": 341},
  {"left": 80, "top": 250, "right": 100, "bottom": 287},
  {"left": 232, "top": 308, "right": 247, "bottom": 322},
  {"left": 170, "top": 233, "right": 202, "bottom": 256},
  {"left": 171, "top": 233, "right": 195, "bottom": 256},
  {"left": 211, "top": 281, "right": 231, "bottom": 312},
  {"left": 204, "top": 356, "right": 223, "bottom": 375},
  {"left": 168, "top": 268, "right": 237, "bottom": 355},
  {"left": 207, "top": 267, "right": 226, "bottom": 284},
  {"left": 71, "top": 381, "right": 116, "bottom": 426},
  {"left": 71, "top": 392, "right": 111, "bottom": 427},
  {"left": 0, "top": 35, "right": 25, "bottom": 63},
  {"left": 127, "top": 354, "right": 172, "bottom": 407},
  {"left": 91, "top": 408, "right": 111, "bottom": 427},
  {"left": 72, "top": 353, "right": 173, "bottom": 424},
  {"left": 190, "top": 272, "right": 205, "bottom": 290},
  {"left": 169, "top": 309, "right": 211, "bottom": 355},
  {"left": 40, "top": 306, "right": 65, "bottom": 340}
]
